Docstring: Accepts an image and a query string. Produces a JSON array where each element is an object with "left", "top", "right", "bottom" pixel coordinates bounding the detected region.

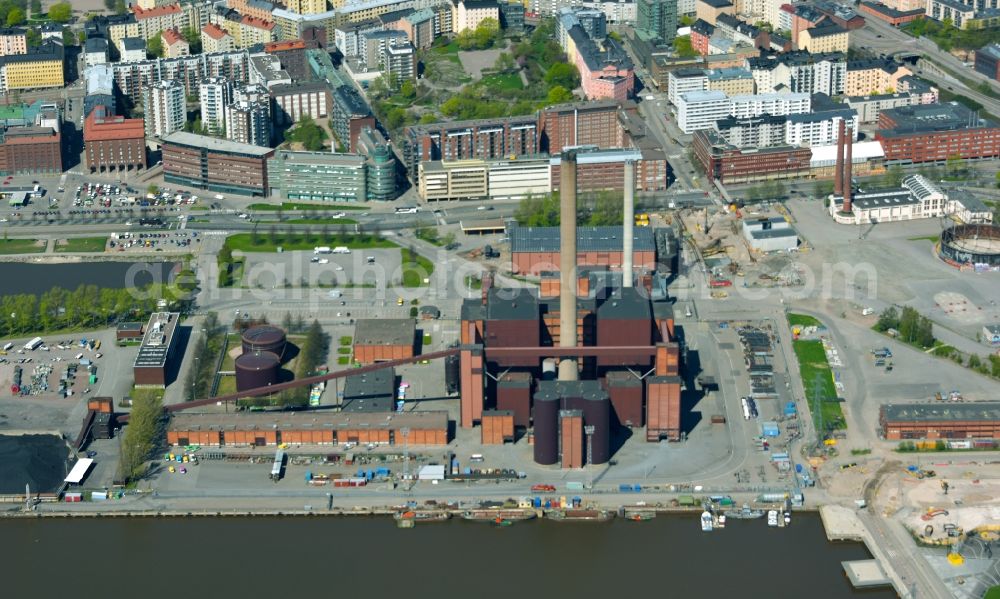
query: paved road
[
  {"left": 858, "top": 509, "right": 952, "bottom": 599},
  {"left": 851, "top": 17, "right": 1000, "bottom": 117}
]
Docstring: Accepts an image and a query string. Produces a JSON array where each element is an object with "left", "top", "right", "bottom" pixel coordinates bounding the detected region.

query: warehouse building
[
  {"left": 342, "top": 368, "right": 396, "bottom": 412},
  {"left": 162, "top": 131, "right": 274, "bottom": 196},
  {"left": 166, "top": 410, "right": 449, "bottom": 446},
  {"left": 692, "top": 129, "right": 812, "bottom": 183},
  {"left": 353, "top": 319, "right": 416, "bottom": 364},
  {"left": 742, "top": 217, "right": 799, "bottom": 252},
  {"left": 510, "top": 224, "right": 656, "bottom": 275},
  {"left": 880, "top": 402, "right": 1000, "bottom": 440},
  {"left": 133, "top": 312, "right": 180, "bottom": 388}
]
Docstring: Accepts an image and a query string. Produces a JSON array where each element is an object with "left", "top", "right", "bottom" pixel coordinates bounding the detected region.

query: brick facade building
[
  {"left": 83, "top": 106, "right": 146, "bottom": 173},
  {"left": 161, "top": 131, "right": 273, "bottom": 196}
]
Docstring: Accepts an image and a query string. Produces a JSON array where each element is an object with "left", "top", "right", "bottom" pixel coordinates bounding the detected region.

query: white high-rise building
[
  {"left": 225, "top": 84, "right": 271, "bottom": 147},
  {"left": 199, "top": 77, "right": 232, "bottom": 135},
  {"left": 143, "top": 79, "right": 185, "bottom": 138},
  {"left": 675, "top": 90, "right": 731, "bottom": 133}
]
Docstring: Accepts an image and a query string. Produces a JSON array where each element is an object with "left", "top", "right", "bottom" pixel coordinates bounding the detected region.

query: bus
[{"left": 24, "top": 337, "right": 43, "bottom": 351}]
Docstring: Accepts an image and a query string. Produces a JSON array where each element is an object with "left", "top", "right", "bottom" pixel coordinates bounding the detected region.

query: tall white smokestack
[
  {"left": 558, "top": 150, "right": 578, "bottom": 382},
  {"left": 623, "top": 160, "right": 635, "bottom": 288}
]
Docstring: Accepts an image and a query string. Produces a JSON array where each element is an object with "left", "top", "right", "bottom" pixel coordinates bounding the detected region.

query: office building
[
  {"left": 402, "top": 114, "right": 539, "bottom": 177},
  {"left": 667, "top": 68, "right": 708, "bottom": 106},
  {"left": 267, "top": 150, "right": 369, "bottom": 202},
  {"left": 693, "top": 128, "right": 811, "bottom": 182},
  {"left": 271, "top": 81, "right": 331, "bottom": 126},
  {"left": 636, "top": 0, "right": 678, "bottom": 44},
  {"left": 0, "top": 103, "right": 62, "bottom": 176},
  {"left": 143, "top": 79, "right": 186, "bottom": 138},
  {"left": 133, "top": 312, "right": 181, "bottom": 388},
  {"left": 356, "top": 126, "right": 398, "bottom": 200},
  {"left": 162, "top": 131, "right": 274, "bottom": 196}
]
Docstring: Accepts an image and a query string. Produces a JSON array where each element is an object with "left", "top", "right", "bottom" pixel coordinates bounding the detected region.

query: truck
[
  {"left": 313, "top": 246, "right": 332, "bottom": 254},
  {"left": 332, "top": 246, "right": 350, "bottom": 254},
  {"left": 24, "top": 337, "right": 43, "bottom": 351},
  {"left": 270, "top": 449, "right": 285, "bottom": 482}
]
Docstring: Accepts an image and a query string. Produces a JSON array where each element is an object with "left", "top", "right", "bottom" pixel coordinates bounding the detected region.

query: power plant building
[
  {"left": 353, "top": 319, "right": 416, "bottom": 364},
  {"left": 509, "top": 224, "right": 656, "bottom": 275},
  {"left": 133, "top": 312, "right": 180, "bottom": 387}
]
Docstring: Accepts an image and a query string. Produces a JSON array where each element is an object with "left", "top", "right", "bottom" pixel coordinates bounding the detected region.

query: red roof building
[{"left": 83, "top": 106, "right": 146, "bottom": 173}]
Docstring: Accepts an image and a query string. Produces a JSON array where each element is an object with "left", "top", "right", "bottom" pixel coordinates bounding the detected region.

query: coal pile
[{"left": 0, "top": 434, "right": 70, "bottom": 494}]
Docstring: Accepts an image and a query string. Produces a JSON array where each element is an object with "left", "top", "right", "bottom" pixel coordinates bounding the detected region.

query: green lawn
[
  {"left": 401, "top": 254, "right": 435, "bottom": 288},
  {"left": 339, "top": 336, "right": 352, "bottom": 346},
  {"left": 55, "top": 237, "right": 108, "bottom": 253},
  {"left": 0, "top": 238, "right": 45, "bottom": 254},
  {"left": 791, "top": 339, "right": 846, "bottom": 431},
  {"left": 220, "top": 334, "right": 241, "bottom": 371},
  {"left": 907, "top": 235, "right": 940, "bottom": 242},
  {"left": 130, "top": 387, "right": 165, "bottom": 403},
  {"left": 482, "top": 72, "right": 524, "bottom": 91},
  {"left": 337, "top": 356, "right": 351, "bottom": 365},
  {"left": 422, "top": 334, "right": 432, "bottom": 344},
  {"left": 223, "top": 233, "right": 397, "bottom": 253},
  {"left": 215, "top": 375, "right": 236, "bottom": 397},
  {"left": 985, "top": 586, "right": 1000, "bottom": 599},
  {"left": 284, "top": 218, "right": 358, "bottom": 225},
  {"left": 787, "top": 313, "right": 822, "bottom": 328},
  {"left": 336, "top": 347, "right": 352, "bottom": 355},
  {"left": 434, "top": 40, "right": 460, "bottom": 54},
  {"left": 247, "top": 202, "right": 367, "bottom": 211},
  {"left": 464, "top": 275, "right": 482, "bottom": 290}
]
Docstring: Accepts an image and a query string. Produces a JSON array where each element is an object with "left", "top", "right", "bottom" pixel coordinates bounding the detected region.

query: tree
[
  {"left": 874, "top": 306, "right": 899, "bottom": 332},
  {"left": 77, "top": 30, "right": 86, "bottom": 44},
  {"left": 147, "top": 31, "right": 164, "bottom": 58},
  {"left": 547, "top": 85, "right": 574, "bottom": 104},
  {"left": 419, "top": 113, "right": 437, "bottom": 125},
  {"left": 182, "top": 25, "right": 202, "bottom": 54},
  {"left": 544, "top": 62, "right": 580, "bottom": 91},
  {"left": 113, "top": 0, "right": 127, "bottom": 15},
  {"left": 515, "top": 192, "right": 561, "bottom": 226},
  {"left": 945, "top": 153, "right": 965, "bottom": 178},
  {"left": 385, "top": 107, "right": 409, "bottom": 130},
  {"left": 494, "top": 52, "right": 516, "bottom": 72},
  {"left": 813, "top": 180, "right": 834, "bottom": 197},
  {"left": 6, "top": 7, "right": 24, "bottom": 26},
  {"left": 147, "top": 184, "right": 159, "bottom": 195},
  {"left": 25, "top": 27, "right": 40, "bottom": 47},
  {"left": 673, "top": 35, "right": 699, "bottom": 58},
  {"left": 117, "top": 391, "right": 163, "bottom": 482},
  {"left": 62, "top": 29, "right": 77, "bottom": 46},
  {"left": 48, "top": 1, "right": 73, "bottom": 23},
  {"left": 588, "top": 192, "right": 623, "bottom": 226},
  {"left": 881, "top": 165, "right": 904, "bottom": 188},
  {"left": 30, "top": 0, "right": 41, "bottom": 16},
  {"left": 103, "top": 0, "right": 115, "bottom": 10},
  {"left": 399, "top": 80, "right": 416, "bottom": 99}
]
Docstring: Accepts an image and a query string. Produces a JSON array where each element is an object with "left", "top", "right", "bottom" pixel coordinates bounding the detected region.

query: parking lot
[
  {"left": 110, "top": 230, "right": 200, "bottom": 253},
  {"left": 0, "top": 329, "right": 138, "bottom": 404},
  {"left": 240, "top": 248, "right": 404, "bottom": 289}
]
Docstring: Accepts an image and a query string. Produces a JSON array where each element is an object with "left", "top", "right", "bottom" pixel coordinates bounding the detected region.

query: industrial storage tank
[
  {"left": 235, "top": 351, "right": 281, "bottom": 392},
  {"left": 241, "top": 325, "right": 287, "bottom": 359},
  {"left": 532, "top": 390, "right": 560, "bottom": 465},
  {"left": 580, "top": 393, "right": 611, "bottom": 464}
]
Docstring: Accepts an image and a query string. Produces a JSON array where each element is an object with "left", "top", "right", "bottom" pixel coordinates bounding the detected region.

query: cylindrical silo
[
  {"left": 541, "top": 359, "right": 557, "bottom": 381},
  {"left": 581, "top": 388, "right": 611, "bottom": 465},
  {"left": 235, "top": 351, "right": 280, "bottom": 392},
  {"left": 532, "top": 392, "right": 560, "bottom": 466},
  {"left": 241, "top": 325, "right": 287, "bottom": 359}
]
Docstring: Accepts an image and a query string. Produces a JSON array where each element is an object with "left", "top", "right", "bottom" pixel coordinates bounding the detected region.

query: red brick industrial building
[
  {"left": 167, "top": 411, "right": 449, "bottom": 446},
  {"left": 83, "top": 106, "right": 146, "bottom": 173},
  {"left": 876, "top": 103, "right": 1000, "bottom": 164},
  {"left": 692, "top": 129, "right": 812, "bottom": 183},
  {"left": 0, "top": 126, "right": 61, "bottom": 175},
  {"left": 352, "top": 318, "right": 416, "bottom": 364},
  {"left": 880, "top": 403, "right": 1000, "bottom": 440},
  {"left": 857, "top": 1, "right": 924, "bottom": 26},
  {"left": 509, "top": 224, "right": 657, "bottom": 275}
]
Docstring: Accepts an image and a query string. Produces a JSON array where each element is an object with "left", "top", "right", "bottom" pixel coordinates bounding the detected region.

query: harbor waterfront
[
  {"left": 0, "top": 513, "right": 896, "bottom": 598},
  {"left": 0, "top": 261, "right": 179, "bottom": 296}
]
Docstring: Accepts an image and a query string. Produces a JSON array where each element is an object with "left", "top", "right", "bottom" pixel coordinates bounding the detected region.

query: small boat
[
  {"left": 627, "top": 511, "right": 656, "bottom": 522},
  {"left": 726, "top": 504, "right": 765, "bottom": 520},
  {"left": 701, "top": 511, "right": 714, "bottom": 532},
  {"left": 394, "top": 510, "right": 450, "bottom": 522},
  {"left": 547, "top": 509, "right": 614, "bottom": 522},
  {"left": 493, "top": 517, "right": 514, "bottom": 527},
  {"left": 767, "top": 510, "right": 779, "bottom": 527},
  {"left": 717, "top": 514, "right": 727, "bottom": 528},
  {"left": 783, "top": 511, "right": 791, "bottom": 525}
]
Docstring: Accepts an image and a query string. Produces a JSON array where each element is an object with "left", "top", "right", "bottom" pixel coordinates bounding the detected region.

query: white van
[
  {"left": 332, "top": 246, "right": 350, "bottom": 254},
  {"left": 314, "top": 246, "right": 332, "bottom": 254}
]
